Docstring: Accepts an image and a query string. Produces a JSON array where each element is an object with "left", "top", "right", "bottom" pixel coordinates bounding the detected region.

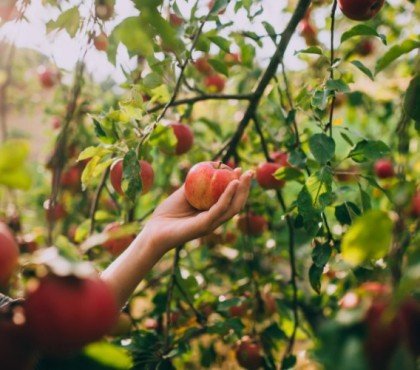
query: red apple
[
  {"left": 110, "top": 158, "right": 154, "bottom": 196},
  {"left": 184, "top": 161, "right": 240, "bottom": 210},
  {"left": 60, "top": 165, "right": 82, "bottom": 190},
  {"left": 374, "top": 158, "right": 394, "bottom": 179},
  {"left": 364, "top": 300, "right": 400, "bottom": 370},
  {"left": 0, "top": 1, "right": 18, "bottom": 22},
  {"left": 256, "top": 162, "right": 285, "bottom": 189},
  {"left": 102, "top": 222, "right": 135, "bottom": 256},
  {"left": 169, "top": 122, "right": 194, "bottom": 155},
  {"left": 224, "top": 52, "right": 241, "bottom": 66},
  {"left": 95, "top": 1, "right": 114, "bottom": 21},
  {"left": 410, "top": 191, "right": 420, "bottom": 218},
  {"left": 237, "top": 212, "right": 267, "bottom": 236},
  {"left": 24, "top": 274, "right": 118, "bottom": 353},
  {"left": 51, "top": 117, "right": 61, "bottom": 129},
  {"left": 194, "top": 56, "right": 213, "bottom": 75},
  {"left": 37, "top": 66, "right": 59, "bottom": 89},
  {"left": 235, "top": 336, "right": 264, "bottom": 370},
  {"left": 204, "top": 74, "right": 225, "bottom": 93},
  {"left": 229, "top": 301, "right": 248, "bottom": 318},
  {"left": 272, "top": 151, "right": 289, "bottom": 167},
  {"left": 169, "top": 13, "right": 184, "bottom": 27},
  {"left": 338, "top": 0, "right": 385, "bottom": 21},
  {"left": 261, "top": 291, "right": 277, "bottom": 315},
  {"left": 93, "top": 32, "right": 108, "bottom": 51},
  {"left": 356, "top": 39, "right": 374, "bottom": 56},
  {"left": 44, "top": 200, "right": 66, "bottom": 222},
  {"left": 0, "top": 222, "right": 19, "bottom": 287},
  {"left": 299, "top": 19, "right": 318, "bottom": 46}
]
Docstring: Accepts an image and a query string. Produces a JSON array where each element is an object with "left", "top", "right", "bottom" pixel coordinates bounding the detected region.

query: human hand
[{"left": 142, "top": 169, "right": 253, "bottom": 254}]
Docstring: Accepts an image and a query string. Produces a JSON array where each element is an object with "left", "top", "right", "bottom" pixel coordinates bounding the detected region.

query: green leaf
[
  {"left": 209, "top": 0, "right": 228, "bottom": 14},
  {"left": 122, "top": 150, "right": 142, "bottom": 202},
  {"left": 207, "top": 36, "right": 231, "bottom": 53},
  {"left": 208, "top": 58, "right": 229, "bottom": 77},
  {"left": 273, "top": 166, "right": 304, "bottom": 183},
  {"left": 335, "top": 202, "right": 361, "bottom": 225},
  {"left": 311, "top": 88, "right": 329, "bottom": 110},
  {"left": 350, "top": 60, "right": 374, "bottom": 81},
  {"left": 305, "top": 167, "right": 334, "bottom": 209},
  {"left": 281, "top": 355, "right": 297, "bottom": 370},
  {"left": 341, "top": 210, "right": 392, "bottom": 266},
  {"left": 149, "top": 124, "right": 177, "bottom": 152},
  {"left": 312, "top": 243, "right": 332, "bottom": 267},
  {"left": 309, "top": 133, "right": 335, "bottom": 164},
  {"left": 359, "top": 186, "right": 371, "bottom": 212},
  {"left": 78, "top": 146, "right": 111, "bottom": 161},
  {"left": 309, "top": 263, "right": 323, "bottom": 294},
  {"left": 262, "top": 21, "right": 277, "bottom": 42},
  {"left": 403, "top": 75, "right": 420, "bottom": 121},
  {"left": 46, "top": 7, "right": 80, "bottom": 38},
  {"left": 143, "top": 72, "right": 162, "bottom": 89},
  {"left": 340, "top": 24, "right": 386, "bottom": 45},
  {"left": 84, "top": 342, "right": 133, "bottom": 369},
  {"left": 326, "top": 79, "right": 350, "bottom": 93},
  {"left": 294, "top": 46, "right": 324, "bottom": 55},
  {"left": 348, "top": 140, "right": 390, "bottom": 163},
  {"left": 297, "top": 186, "right": 322, "bottom": 236},
  {"left": 375, "top": 39, "right": 420, "bottom": 75}
]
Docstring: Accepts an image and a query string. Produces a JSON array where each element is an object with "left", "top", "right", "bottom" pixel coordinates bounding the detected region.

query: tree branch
[{"left": 221, "top": 0, "right": 312, "bottom": 162}]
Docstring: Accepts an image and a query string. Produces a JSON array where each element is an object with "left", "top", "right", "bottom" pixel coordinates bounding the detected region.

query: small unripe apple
[
  {"left": 235, "top": 336, "right": 264, "bottom": 370},
  {"left": 224, "top": 52, "right": 241, "bottom": 66},
  {"left": 37, "top": 66, "right": 59, "bottom": 89},
  {"left": 374, "top": 158, "right": 394, "bottom": 179},
  {"left": 110, "top": 158, "right": 154, "bottom": 196},
  {"left": 356, "top": 39, "right": 374, "bottom": 56},
  {"left": 102, "top": 222, "right": 136, "bottom": 256},
  {"left": 168, "top": 122, "right": 194, "bottom": 155},
  {"left": 299, "top": 19, "right": 318, "bottom": 46},
  {"left": 237, "top": 212, "right": 267, "bottom": 236},
  {"left": 44, "top": 200, "right": 66, "bottom": 222},
  {"left": 409, "top": 191, "right": 420, "bottom": 218},
  {"left": 95, "top": 1, "right": 114, "bottom": 21},
  {"left": 169, "top": 13, "right": 184, "bottom": 27},
  {"left": 24, "top": 275, "right": 118, "bottom": 353},
  {"left": 256, "top": 162, "right": 285, "bottom": 189},
  {"left": 184, "top": 161, "right": 240, "bottom": 211},
  {"left": 194, "top": 56, "right": 213, "bottom": 75},
  {"left": 338, "top": 0, "right": 385, "bottom": 21},
  {"left": 204, "top": 74, "right": 225, "bottom": 93},
  {"left": 0, "top": 222, "right": 19, "bottom": 287},
  {"left": 93, "top": 32, "right": 108, "bottom": 51}
]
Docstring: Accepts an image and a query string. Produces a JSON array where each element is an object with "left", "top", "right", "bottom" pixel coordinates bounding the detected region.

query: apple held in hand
[
  {"left": 93, "top": 32, "right": 108, "bottom": 51},
  {"left": 0, "top": 222, "right": 19, "bottom": 287},
  {"left": 235, "top": 336, "right": 264, "bottom": 370},
  {"left": 24, "top": 274, "right": 118, "bottom": 353},
  {"left": 184, "top": 161, "right": 240, "bottom": 211},
  {"left": 256, "top": 162, "right": 285, "bottom": 189},
  {"left": 374, "top": 158, "right": 394, "bottom": 179},
  {"left": 204, "top": 74, "right": 226, "bottom": 93},
  {"left": 102, "top": 222, "right": 136, "bottom": 256},
  {"left": 168, "top": 122, "right": 194, "bottom": 155},
  {"left": 110, "top": 158, "right": 154, "bottom": 196},
  {"left": 338, "top": 0, "right": 385, "bottom": 21}
]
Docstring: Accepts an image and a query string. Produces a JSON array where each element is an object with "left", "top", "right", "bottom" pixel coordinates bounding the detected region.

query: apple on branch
[
  {"left": 338, "top": 0, "right": 385, "bottom": 21},
  {"left": 167, "top": 122, "right": 194, "bottom": 155},
  {"left": 0, "top": 222, "right": 19, "bottom": 287}
]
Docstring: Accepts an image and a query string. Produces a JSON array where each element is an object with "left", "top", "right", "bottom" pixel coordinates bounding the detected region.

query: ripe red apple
[
  {"left": 364, "top": 300, "right": 400, "bottom": 370},
  {"left": 184, "top": 161, "right": 240, "bottom": 210},
  {"left": 237, "top": 212, "right": 267, "bottom": 236},
  {"left": 110, "top": 158, "right": 154, "bottom": 196},
  {"left": 410, "top": 191, "right": 420, "bottom": 218},
  {"left": 51, "top": 116, "right": 61, "bottom": 129},
  {"left": 356, "top": 39, "right": 374, "bottom": 56},
  {"left": 194, "top": 56, "right": 213, "bottom": 75},
  {"left": 224, "top": 52, "right": 241, "bottom": 66},
  {"left": 93, "top": 32, "right": 108, "bottom": 51},
  {"left": 24, "top": 274, "right": 118, "bottom": 353},
  {"left": 272, "top": 151, "right": 289, "bottom": 167},
  {"left": 204, "top": 74, "right": 226, "bottom": 93},
  {"left": 44, "top": 199, "right": 66, "bottom": 222},
  {"left": 60, "top": 165, "right": 82, "bottom": 190},
  {"left": 235, "top": 336, "right": 264, "bottom": 370},
  {"left": 37, "top": 66, "right": 59, "bottom": 89},
  {"left": 168, "top": 122, "right": 194, "bottom": 155},
  {"left": 169, "top": 13, "right": 184, "bottom": 27},
  {"left": 256, "top": 162, "right": 285, "bottom": 189},
  {"left": 229, "top": 301, "right": 248, "bottom": 318},
  {"left": 0, "top": 222, "right": 19, "bottom": 287},
  {"left": 299, "top": 19, "right": 318, "bottom": 46},
  {"left": 95, "top": 1, "right": 114, "bottom": 21},
  {"left": 374, "top": 158, "right": 394, "bottom": 179},
  {"left": 102, "top": 222, "right": 136, "bottom": 256},
  {"left": 338, "top": 0, "right": 385, "bottom": 21}
]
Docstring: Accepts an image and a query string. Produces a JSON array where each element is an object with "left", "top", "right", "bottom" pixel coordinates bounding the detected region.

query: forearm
[{"left": 101, "top": 230, "right": 163, "bottom": 309}]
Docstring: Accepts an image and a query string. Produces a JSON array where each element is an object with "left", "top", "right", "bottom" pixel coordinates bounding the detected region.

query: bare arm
[{"left": 101, "top": 170, "right": 253, "bottom": 308}]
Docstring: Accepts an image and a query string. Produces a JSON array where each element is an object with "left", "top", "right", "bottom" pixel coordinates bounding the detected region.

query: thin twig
[{"left": 89, "top": 167, "right": 110, "bottom": 234}]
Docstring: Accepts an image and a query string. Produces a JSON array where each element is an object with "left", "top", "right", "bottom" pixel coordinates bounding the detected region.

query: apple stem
[{"left": 217, "top": 161, "right": 223, "bottom": 169}]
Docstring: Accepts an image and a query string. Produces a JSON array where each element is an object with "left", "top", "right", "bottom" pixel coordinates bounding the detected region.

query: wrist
[{"left": 135, "top": 225, "right": 166, "bottom": 260}]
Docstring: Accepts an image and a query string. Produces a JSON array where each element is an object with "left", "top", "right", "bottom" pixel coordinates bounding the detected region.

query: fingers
[
  {"left": 205, "top": 179, "right": 239, "bottom": 222},
  {"left": 219, "top": 170, "right": 253, "bottom": 222}
]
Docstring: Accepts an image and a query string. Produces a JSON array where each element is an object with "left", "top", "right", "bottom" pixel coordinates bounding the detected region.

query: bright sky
[{"left": 0, "top": 0, "right": 317, "bottom": 83}]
